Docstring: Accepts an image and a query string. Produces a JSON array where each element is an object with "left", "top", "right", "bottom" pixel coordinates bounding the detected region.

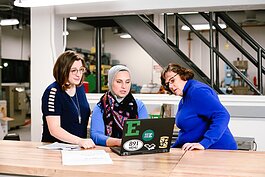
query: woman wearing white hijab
[{"left": 90, "top": 65, "right": 148, "bottom": 147}]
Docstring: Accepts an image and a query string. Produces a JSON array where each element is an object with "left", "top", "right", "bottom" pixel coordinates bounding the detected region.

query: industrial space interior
[
  {"left": 0, "top": 1, "right": 265, "bottom": 176},
  {"left": 0, "top": 0, "right": 265, "bottom": 177}
]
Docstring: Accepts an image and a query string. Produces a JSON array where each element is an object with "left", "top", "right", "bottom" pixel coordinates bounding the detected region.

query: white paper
[
  {"left": 61, "top": 149, "right": 113, "bottom": 165},
  {"left": 38, "top": 142, "right": 80, "bottom": 150}
]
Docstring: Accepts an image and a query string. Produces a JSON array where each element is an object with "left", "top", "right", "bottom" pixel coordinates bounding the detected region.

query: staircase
[
  {"left": 113, "top": 12, "right": 265, "bottom": 95},
  {"left": 113, "top": 15, "right": 222, "bottom": 93},
  {"left": 79, "top": 12, "right": 265, "bottom": 95}
]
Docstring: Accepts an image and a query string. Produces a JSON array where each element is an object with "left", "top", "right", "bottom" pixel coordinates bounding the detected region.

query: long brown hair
[{"left": 53, "top": 50, "right": 86, "bottom": 91}]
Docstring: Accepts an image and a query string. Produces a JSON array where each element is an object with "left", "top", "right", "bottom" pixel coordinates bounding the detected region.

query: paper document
[
  {"left": 38, "top": 142, "right": 80, "bottom": 150},
  {"left": 61, "top": 150, "right": 113, "bottom": 165}
]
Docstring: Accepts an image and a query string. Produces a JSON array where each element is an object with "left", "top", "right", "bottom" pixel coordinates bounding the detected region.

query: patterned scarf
[{"left": 98, "top": 91, "right": 138, "bottom": 138}]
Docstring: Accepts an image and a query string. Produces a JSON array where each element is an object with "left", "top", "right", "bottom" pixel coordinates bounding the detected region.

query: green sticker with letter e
[{"left": 125, "top": 120, "right": 140, "bottom": 136}]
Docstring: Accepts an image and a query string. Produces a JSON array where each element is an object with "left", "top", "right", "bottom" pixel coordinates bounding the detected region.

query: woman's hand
[
  {"left": 182, "top": 142, "right": 205, "bottom": 151},
  {"left": 78, "top": 138, "right": 96, "bottom": 149},
  {"left": 106, "top": 137, "right": 122, "bottom": 147}
]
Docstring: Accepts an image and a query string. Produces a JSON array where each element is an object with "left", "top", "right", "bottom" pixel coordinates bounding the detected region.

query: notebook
[{"left": 110, "top": 118, "right": 175, "bottom": 156}]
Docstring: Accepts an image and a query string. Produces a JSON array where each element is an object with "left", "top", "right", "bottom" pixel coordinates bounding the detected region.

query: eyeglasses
[
  {"left": 70, "top": 67, "right": 87, "bottom": 75},
  {"left": 164, "top": 74, "right": 178, "bottom": 89}
]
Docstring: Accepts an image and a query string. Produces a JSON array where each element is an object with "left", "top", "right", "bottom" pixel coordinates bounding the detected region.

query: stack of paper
[
  {"left": 38, "top": 142, "right": 80, "bottom": 150},
  {"left": 61, "top": 150, "right": 113, "bottom": 165}
]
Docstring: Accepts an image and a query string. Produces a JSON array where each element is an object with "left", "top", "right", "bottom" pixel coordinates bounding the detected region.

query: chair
[{"left": 3, "top": 133, "right": 20, "bottom": 141}]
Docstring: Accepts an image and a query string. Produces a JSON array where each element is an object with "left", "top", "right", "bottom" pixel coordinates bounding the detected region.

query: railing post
[
  {"left": 215, "top": 13, "right": 220, "bottom": 88},
  {"left": 95, "top": 27, "right": 102, "bottom": 93},
  {"left": 164, "top": 13, "right": 168, "bottom": 42},
  {"left": 175, "top": 13, "right": 179, "bottom": 49},
  {"left": 258, "top": 47, "right": 263, "bottom": 94},
  {"left": 209, "top": 12, "right": 214, "bottom": 87}
]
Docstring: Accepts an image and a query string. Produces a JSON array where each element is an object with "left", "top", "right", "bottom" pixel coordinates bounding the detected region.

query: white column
[{"left": 31, "top": 7, "right": 64, "bottom": 141}]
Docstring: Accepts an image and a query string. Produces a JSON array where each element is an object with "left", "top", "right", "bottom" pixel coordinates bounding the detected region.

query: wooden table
[
  {"left": 0, "top": 140, "right": 183, "bottom": 177},
  {"left": 172, "top": 150, "right": 265, "bottom": 176},
  {"left": 0, "top": 141, "right": 265, "bottom": 177}
]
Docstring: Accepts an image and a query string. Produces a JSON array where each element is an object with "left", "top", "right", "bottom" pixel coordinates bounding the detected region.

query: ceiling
[{"left": 68, "top": 10, "right": 265, "bottom": 31}]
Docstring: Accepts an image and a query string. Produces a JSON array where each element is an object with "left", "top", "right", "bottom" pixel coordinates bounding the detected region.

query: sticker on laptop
[
  {"left": 144, "top": 143, "right": 156, "bottom": 150},
  {"left": 142, "top": 129, "right": 154, "bottom": 141},
  {"left": 123, "top": 139, "right": 143, "bottom": 151},
  {"left": 159, "top": 136, "right": 170, "bottom": 148}
]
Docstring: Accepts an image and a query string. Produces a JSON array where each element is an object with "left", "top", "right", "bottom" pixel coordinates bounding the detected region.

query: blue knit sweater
[
  {"left": 172, "top": 79, "right": 237, "bottom": 150},
  {"left": 90, "top": 99, "right": 148, "bottom": 146}
]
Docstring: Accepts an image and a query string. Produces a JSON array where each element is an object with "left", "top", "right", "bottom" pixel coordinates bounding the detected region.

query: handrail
[
  {"left": 217, "top": 12, "right": 265, "bottom": 59},
  {"left": 200, "top": 12, "right": 265, "bottom": 75},
  {"left": 138, "top": 14, "right": 223, "bottom": 93},
  {"left": 140, "top": 13, "right": 262, "bottom": 94},
  {"left": 176, "top": 13, "right": 261, "bottom": 95},
  {"left": 215, "top": 12, "right": 264, "bottom": 94}
]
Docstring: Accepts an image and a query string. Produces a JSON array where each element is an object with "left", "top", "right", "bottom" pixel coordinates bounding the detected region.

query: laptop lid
[{"left": 111, "top": 118, "right": 175, "bottom": 156}]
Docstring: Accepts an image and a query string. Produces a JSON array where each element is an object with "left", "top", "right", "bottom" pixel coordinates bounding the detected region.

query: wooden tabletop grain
[{"left": 0, "top": 140, "right": 264, "bottom": 177}]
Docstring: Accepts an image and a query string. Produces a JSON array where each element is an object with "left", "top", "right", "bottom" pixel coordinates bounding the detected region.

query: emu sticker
[{"left": 123, "top": 139, "right": 143, "bottom": 151}]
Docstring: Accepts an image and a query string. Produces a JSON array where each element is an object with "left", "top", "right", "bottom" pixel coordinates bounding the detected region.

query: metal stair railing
[
  {"left": 137, "top": 14, "right": 223, "bottom": 92},
  {"left": 176, "top": 12, "right": 262, "bottom": 95},
  {"left": 215, "top": 12, "right": 265, "bottom": 94},
  {"left": 114, "top": 15, "right": 223, "bottom": 93}
]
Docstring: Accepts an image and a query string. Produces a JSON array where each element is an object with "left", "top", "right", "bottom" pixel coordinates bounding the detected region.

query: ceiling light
[
  {"left": 70, "top": 17, "right": 77, "bottom": 20},
  {"left": 0, "top": 19, "right": 19, "bottom": 26},
  {"left": 178, "top": 12, "right": 199, "bottom": 15},
  {"left": 3, "top": 62, "right": 8, "bottom": 67},
  {"left": 119, "top": 33, "right": 131, "bottom": 39},
  {"left": 14, "top": 0, "right": 117, "bottom": 7},
  {"left": 181, "top": 24, "right": 227, "bottom": 31}
]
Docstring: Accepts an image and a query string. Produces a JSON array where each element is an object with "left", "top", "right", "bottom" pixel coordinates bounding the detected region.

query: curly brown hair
[
  {"left": 161, "top": 63, "right": 194, "bottom": 93},
  {"left": 53, "top": 50, "right": 86, "bottom": 91}
]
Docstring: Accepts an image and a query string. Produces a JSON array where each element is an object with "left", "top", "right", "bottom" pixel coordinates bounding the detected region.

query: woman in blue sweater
[
  {"left": 90, "top": 65, "right": 148, "bottom": 147},
  {"left": 161, "top": 63, "right": 237, "bottom": 151}
]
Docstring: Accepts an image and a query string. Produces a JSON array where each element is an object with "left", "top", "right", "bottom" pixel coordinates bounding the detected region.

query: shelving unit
[
  {"left": 87, "top": 65, "right": 111, "bottom": 92},
  {"left": 1, "top": 85, "right": 27, "bottom": 129}
]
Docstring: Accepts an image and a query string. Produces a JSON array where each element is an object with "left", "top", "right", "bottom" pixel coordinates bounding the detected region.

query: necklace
[{"left": 70, "top": 93, "right": 82, "bottom": 124}]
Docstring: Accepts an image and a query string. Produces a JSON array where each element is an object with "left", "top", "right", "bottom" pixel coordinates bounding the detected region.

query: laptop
[{"left": 110, "top": 118, "right": 175, "bottom": 156}]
